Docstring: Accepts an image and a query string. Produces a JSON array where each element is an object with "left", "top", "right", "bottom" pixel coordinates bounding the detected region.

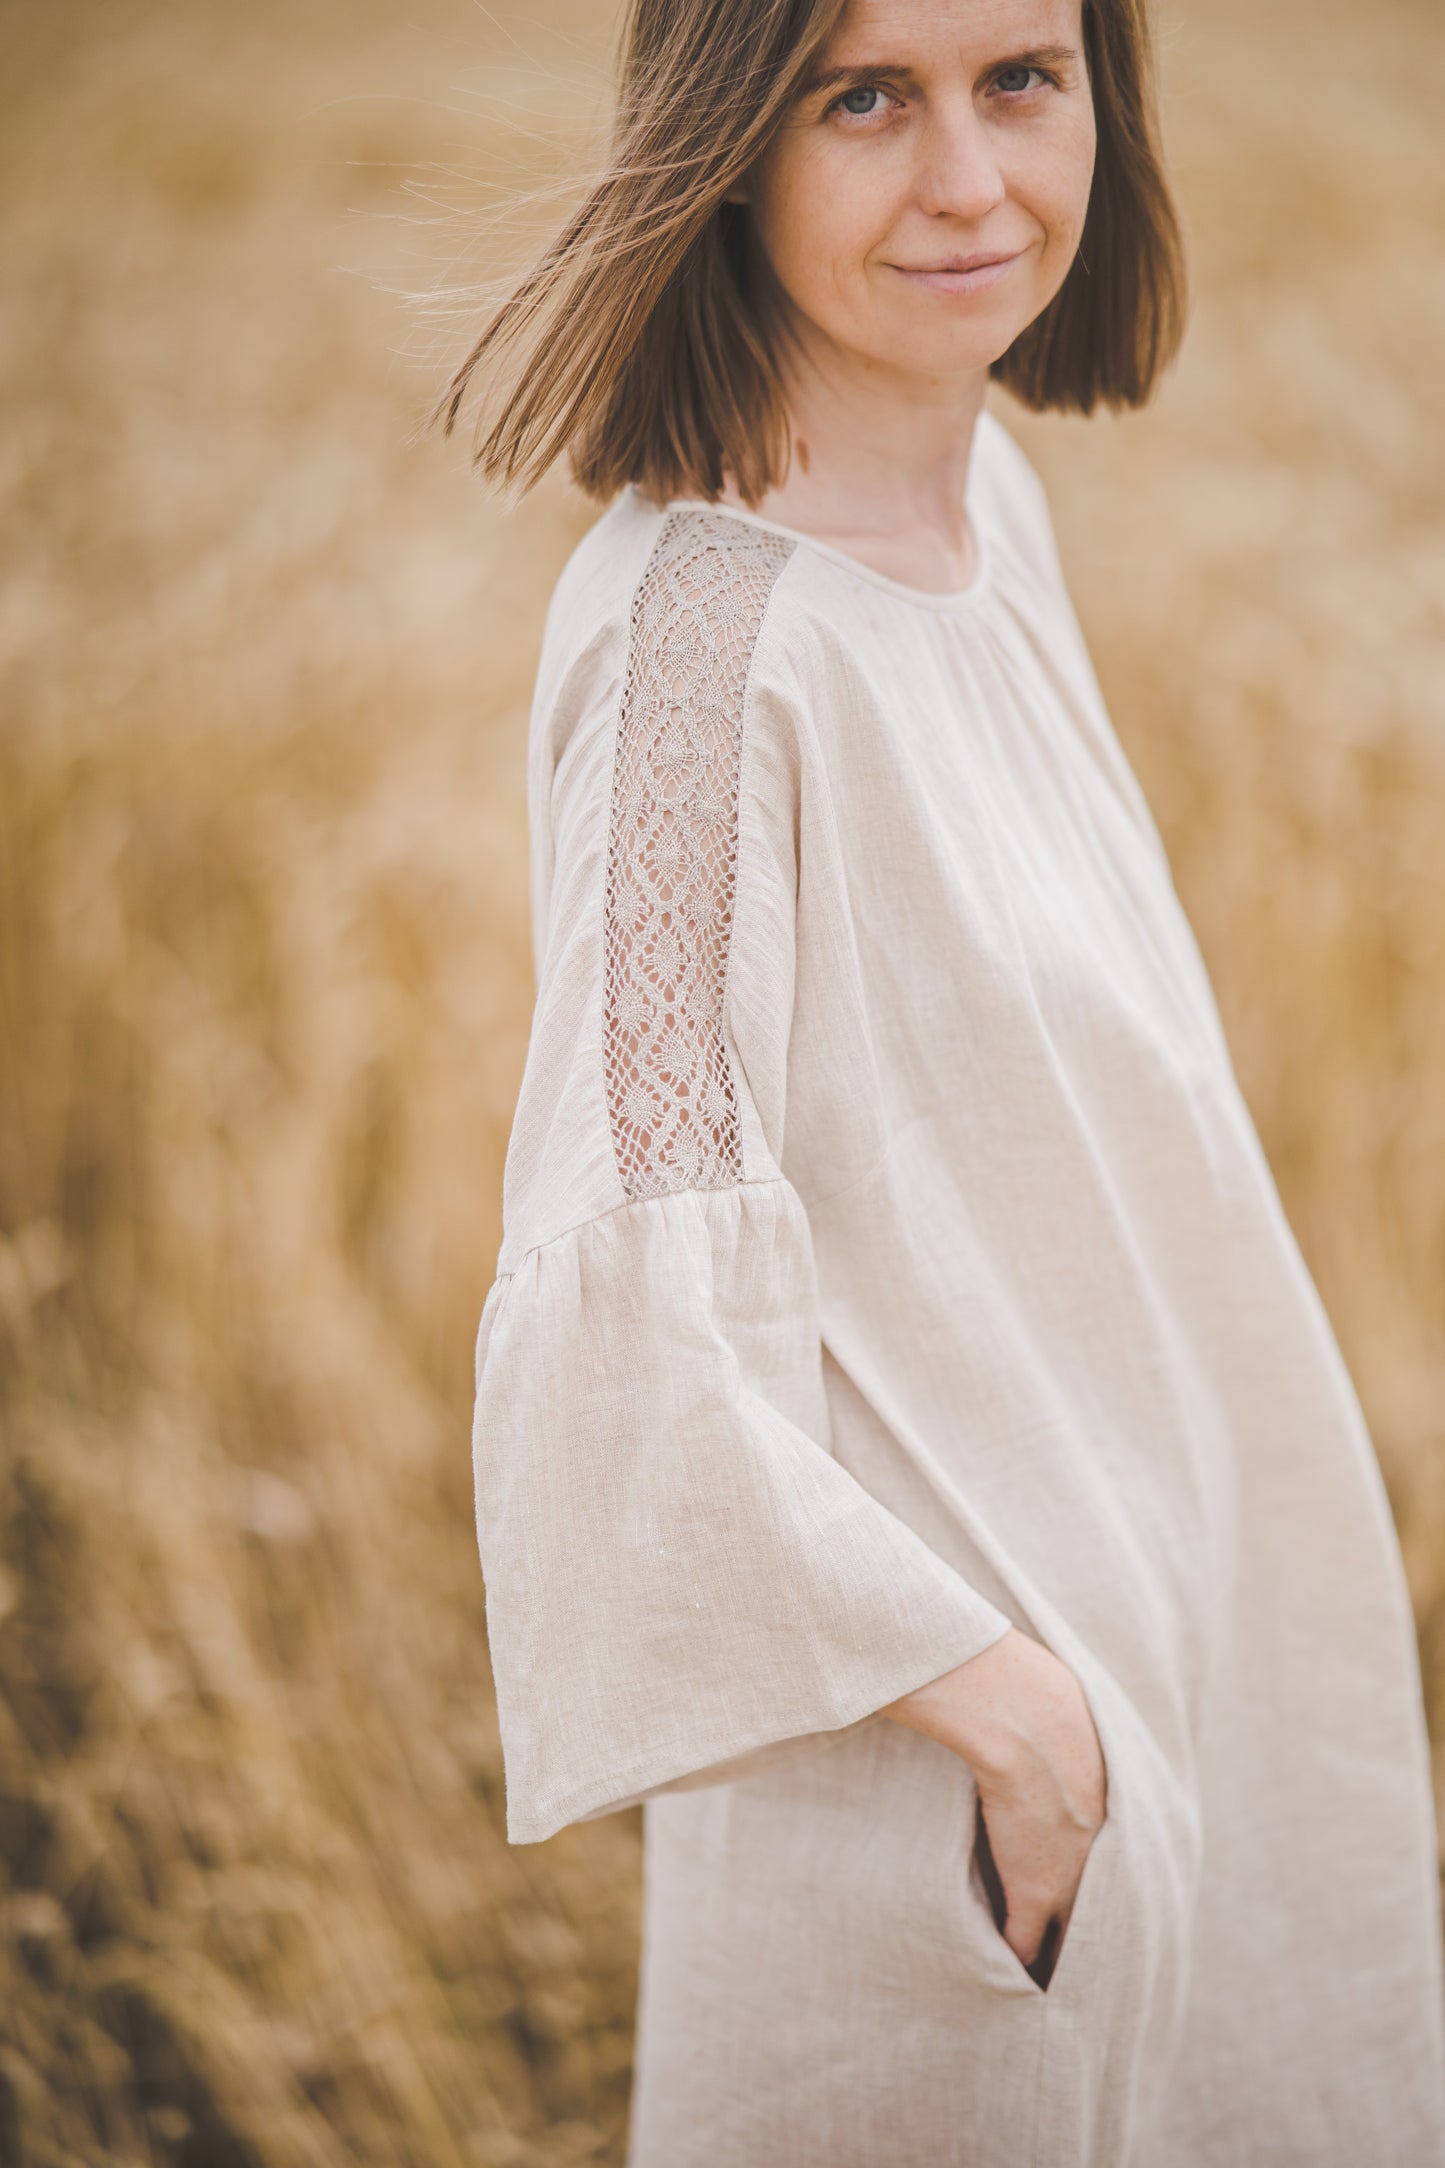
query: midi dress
[{"left": 469, "top": 406, "right": 1445, "bottom": 2166}]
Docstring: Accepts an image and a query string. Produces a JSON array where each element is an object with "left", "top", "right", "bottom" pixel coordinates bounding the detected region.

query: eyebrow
[{"left": 803, "top": 43, "right": 1081, "bottom": 96}]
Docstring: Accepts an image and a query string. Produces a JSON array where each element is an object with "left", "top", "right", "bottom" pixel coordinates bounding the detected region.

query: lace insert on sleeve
[{"left": 603, "top": 509, "right": 796, "bottom": 1202}]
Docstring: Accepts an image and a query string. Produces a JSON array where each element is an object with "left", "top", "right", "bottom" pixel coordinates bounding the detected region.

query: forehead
[{"left": 822, "top": 0, "right": 1085, "bottom": 61}]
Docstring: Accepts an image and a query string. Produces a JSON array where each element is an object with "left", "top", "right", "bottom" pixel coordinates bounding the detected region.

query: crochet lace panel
[{"left": 603, "top": 509, "right": 795, "bottom": 1201}]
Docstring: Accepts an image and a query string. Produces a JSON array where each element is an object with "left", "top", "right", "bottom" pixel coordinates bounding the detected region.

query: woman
[{"left": 444, "top": 0, "right": 1445, "bottom": 2159}]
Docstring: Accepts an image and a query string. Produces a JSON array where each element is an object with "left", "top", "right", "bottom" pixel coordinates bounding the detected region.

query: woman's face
[{"left": 745, "top": 0, "right": 1096, "bottom": 390}]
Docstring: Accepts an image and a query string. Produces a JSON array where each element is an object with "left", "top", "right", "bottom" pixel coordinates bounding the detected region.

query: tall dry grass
[{"left": 2, "top": 0, "right": 1443, "bottom": 2161}]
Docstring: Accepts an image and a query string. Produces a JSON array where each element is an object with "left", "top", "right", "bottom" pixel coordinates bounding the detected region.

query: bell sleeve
[{"left": 473, "top": 507, "right": 1012, "bottom": 1844}]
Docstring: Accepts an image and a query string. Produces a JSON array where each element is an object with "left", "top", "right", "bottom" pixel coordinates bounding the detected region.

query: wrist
[{"left": 881, "top": 1627, "right": 1031, "bottom": 1777}]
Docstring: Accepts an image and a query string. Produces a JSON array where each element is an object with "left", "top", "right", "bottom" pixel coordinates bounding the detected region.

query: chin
[{"left": 877, "top": 321, "right": 1029, "bottom": 382}]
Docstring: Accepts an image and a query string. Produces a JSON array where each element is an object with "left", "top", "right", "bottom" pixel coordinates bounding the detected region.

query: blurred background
[{"left": 2, "top": 0, "right": 1443, "bottom": 2160}]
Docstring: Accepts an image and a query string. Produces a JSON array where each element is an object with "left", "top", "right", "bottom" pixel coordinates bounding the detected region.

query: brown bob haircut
[{"left": 439, "top": 0, "right": 1186, "bottom": 507}]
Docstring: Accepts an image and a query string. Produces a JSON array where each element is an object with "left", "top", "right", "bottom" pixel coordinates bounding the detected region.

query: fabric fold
[{"left": 473, "top": 1177, "right": 1011, "bottom": 1843}]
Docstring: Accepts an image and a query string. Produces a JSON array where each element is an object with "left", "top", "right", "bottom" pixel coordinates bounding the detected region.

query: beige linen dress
[{"left": 470, "top": 407, "right": 1445, "bottom": 2165}]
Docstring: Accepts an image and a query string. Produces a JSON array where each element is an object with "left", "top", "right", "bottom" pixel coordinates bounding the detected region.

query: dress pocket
[
  {"left": 969, "top": 1783, "right": 1119, "bottom": 1999},
  {"left": 950, "top": 1676, "right": 1194, "bottom": 2165}
]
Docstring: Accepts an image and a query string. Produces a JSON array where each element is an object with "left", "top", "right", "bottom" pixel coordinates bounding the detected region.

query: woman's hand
[{"left": 880, "top": 1628, "right": 1107, "bottom": 1977}]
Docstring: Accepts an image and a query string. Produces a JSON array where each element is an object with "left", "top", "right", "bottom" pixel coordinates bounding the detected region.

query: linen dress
[{"left": 470, "top": 406, "right": 1445, "bottom": 2166}]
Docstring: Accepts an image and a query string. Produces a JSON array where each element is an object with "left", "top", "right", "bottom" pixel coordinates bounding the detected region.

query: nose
[{"left": 914, "top": 92, "right": 1008, "bottom": 223}]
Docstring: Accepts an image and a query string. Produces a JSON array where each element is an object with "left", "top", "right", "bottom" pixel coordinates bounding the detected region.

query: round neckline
[{"left": 644, "top": 467, "right": 995, "bottom": 615}]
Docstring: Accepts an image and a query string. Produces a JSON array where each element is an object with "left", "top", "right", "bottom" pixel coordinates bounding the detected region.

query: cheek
[
  {"left": 750, "top": 143, "right": 895, "bottom": 310},
  {"left": 1035, "top": 114, "right": 1097, "bottom": 249}
]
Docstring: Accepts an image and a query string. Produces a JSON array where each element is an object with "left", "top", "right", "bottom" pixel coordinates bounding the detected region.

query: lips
[
  {"left": 886, "top": 251, "right": 1023, "bottom": 293},
  {"left": 902, "top": 252, "right": 1017, "bottom": 273}
]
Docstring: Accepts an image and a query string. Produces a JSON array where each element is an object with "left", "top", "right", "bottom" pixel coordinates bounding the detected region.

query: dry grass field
[{"left": 2, "top": 0, "right": 1444, "bottom": 2160}]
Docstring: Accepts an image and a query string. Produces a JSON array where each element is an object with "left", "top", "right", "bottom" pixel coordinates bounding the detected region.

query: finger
[{"left": 1004, "top": 1903, "right": 1053, "bottom": 1970}]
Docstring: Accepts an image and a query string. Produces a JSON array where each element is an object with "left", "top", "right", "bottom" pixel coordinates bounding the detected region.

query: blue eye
[
  {"left": 993, "top": 65, "right": 1042, "bottom": 95},
  {"left": 838, "top": 85, "right": 884, "bottom": 116}
]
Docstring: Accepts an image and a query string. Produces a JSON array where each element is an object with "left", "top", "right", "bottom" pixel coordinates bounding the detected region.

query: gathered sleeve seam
[
  {"left": 495, "top": 1119, "right": 923, "bottom": 1279},
  {"left": 497, "top": 1168, "right": 798, "bottom": 1280}
]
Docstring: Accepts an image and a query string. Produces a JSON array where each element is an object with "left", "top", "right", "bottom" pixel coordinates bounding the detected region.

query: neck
[{"left": 719, "top": 321, "right": 991, "bottom": 595}]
